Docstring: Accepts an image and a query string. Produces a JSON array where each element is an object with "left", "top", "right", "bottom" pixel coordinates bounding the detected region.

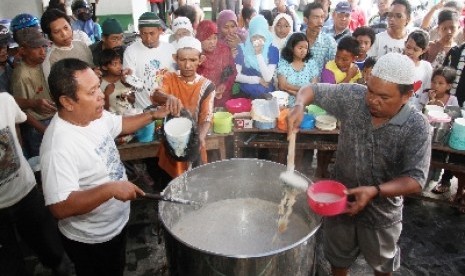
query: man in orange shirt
[{"left": 152, "top": 36, "right": 215, "bottom": 179}]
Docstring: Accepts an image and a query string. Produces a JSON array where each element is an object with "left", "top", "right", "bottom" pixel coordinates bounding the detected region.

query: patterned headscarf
[
  {"left": 241, "top": 15, "right": 273, "bottom": 71},
  {"left": 271, "top": 13, "right": 293, "bottom": 52}
]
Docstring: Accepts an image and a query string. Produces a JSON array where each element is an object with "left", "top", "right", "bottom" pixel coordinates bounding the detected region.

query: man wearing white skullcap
[
  {"left": 288, "top": 52, "right": 431, "bottom": 275},
  {"left": 151, "top": 36, "right": 215, "bottom": 182}
]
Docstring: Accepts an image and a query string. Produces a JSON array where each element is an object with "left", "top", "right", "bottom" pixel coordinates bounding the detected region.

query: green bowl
[{"left": 306, "top": 105, "right": 327, "bottom": 116}]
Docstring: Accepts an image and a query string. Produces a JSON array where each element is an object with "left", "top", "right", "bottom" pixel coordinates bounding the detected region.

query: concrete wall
[
  {"left": 0, "top": 0, "right": 43, "bottom": 20},
  {"left": 97, "top": 0, "right": 135, "bottom": 16},
  {"left": 0, "top": 0, "right": 140, "bottom": 20}
]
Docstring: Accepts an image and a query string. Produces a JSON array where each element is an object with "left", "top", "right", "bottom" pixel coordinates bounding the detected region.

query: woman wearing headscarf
[
  {"left": 271, "top": 13, "right": 294, "bottom": 52},
  {"left": 235, "top": 15, "right": 279, "bottom": 99},
  {"left": 217, "top": 9, "right": 247, "bottom": 58},
  {"left": 196, "top": 20, "right": 237, "bottom": 108}
]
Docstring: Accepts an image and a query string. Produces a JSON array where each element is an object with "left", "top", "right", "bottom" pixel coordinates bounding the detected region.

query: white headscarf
[{"left": 271, "top": 13, "right": 293, "bottom": 52}]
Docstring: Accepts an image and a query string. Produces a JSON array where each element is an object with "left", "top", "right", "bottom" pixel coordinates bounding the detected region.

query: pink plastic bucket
[{"left": 307, "top": 180, "right": 347, "bottom": 216}]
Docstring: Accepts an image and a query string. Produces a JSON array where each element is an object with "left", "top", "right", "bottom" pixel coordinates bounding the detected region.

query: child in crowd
[
  {"left": 100, "top": 49, "right": 134, "bottom": 115},
  {"left": 196, "top": 20, "right": 237, "bottom": 108},
  {"left": 271, "top": 13, "right": 293, "bottom": 52},
  {"left": 352, "top": 26, "right": 376, "bottom": 70},
  {"left": 321, "top": 36, "right": 362, "bottom": 84},
  {"left": 170, "top": 16, "right": 194, "bottom": 48},
  {"left": 424, "top": 66, "right": 460, "bottom": 198},
  {"left": 357, "top": 56, "right": 377, "bottom": 85},
  {"left": 403, "top": 30, "right": 433, "bottom": 111},
  {"left": 272, "top": 0, "right": 300, "bottom": 31},
  {"left": 419, "top": 66, "right": 458, "bottom": 108},
  {"left": 235, "top": 15, "right": 279, "bottom": 99},
  {"left": 277, "top": 32, "right": 319, "bottom": 106}
]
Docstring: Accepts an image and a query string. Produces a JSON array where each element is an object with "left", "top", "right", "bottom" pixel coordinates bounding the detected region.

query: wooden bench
[
  {"left": 117, "top": 133, "right": 231, "bottom": 161},
  {"left": 232, "top": 127, "right": 339, "bottom": 178}
]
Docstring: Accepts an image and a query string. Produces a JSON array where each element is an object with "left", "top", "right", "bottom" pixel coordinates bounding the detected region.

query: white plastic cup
[{"left": 164, "top": 118, "right": 192, "bottom": 157}]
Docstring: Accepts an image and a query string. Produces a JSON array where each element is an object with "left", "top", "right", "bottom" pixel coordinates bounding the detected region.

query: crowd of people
[{"left": 1, "top": 0, "right": 465, "bottom": 275}]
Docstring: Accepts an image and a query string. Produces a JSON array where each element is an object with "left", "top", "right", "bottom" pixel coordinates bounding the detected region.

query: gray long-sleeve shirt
[{"left": 312, "top": 83, "right": 431, "bottom": 228}]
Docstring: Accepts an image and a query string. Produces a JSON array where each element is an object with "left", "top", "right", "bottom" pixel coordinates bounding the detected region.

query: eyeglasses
[
  {"left": 387, "top": 12, "right": 404, "bottom": 19},
  {"left": 108, "top": 35, "right": 124, "bottom": 42}
]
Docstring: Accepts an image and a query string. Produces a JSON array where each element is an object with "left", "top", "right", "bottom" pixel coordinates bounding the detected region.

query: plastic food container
[
  {"left": 225, "top": 98, "right": 252, "bottom": 114},
  {"left": 300, "top": 114, "right": 315, "bottom": 130},
  {"left": 315, "top": 115, "right": 337, "bottom": 131},
  {"left": 213, "top": 112, "right": 233, "bottom": 134},
  {"left": 271, "top": 91, "right": 289, "bottom": 107},
  {"left": 306, "top": 105, "right": 327, "bottom": 116},
  {"left": 253, "top": 119, "right": 276, "bottom": 129},
  {"left": 307, "top": 180, "right": 347, "bottom": 216}
]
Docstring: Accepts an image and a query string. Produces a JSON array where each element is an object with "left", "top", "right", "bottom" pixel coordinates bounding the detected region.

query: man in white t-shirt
[
  {"left": 40, "top": 58, "right": 169, "bottom": 275},
  {"left": 367, "top": 0, "right": 411, "bottom": 58},
  {"left": 123, "top": 12, "right": 176, "bottom": 110},
  {"left": 0, "top": 92, "right": 71, "bottom": 275}
]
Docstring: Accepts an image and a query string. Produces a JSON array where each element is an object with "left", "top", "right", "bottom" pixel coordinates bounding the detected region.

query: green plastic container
[
  {"left": 213, "top": 112, "right": 233, "bottom": 134},
  {"left": 306, "top": 105, "right": 327, "bottom": 116}
]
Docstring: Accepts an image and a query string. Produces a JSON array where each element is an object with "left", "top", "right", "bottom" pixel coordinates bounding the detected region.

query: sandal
[{"left": 431, "top": 181, "right": 451, "bottom": 194}]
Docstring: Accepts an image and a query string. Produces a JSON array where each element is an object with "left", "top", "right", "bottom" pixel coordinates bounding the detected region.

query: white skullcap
[
  {"left": 371, "top": 53, "right": 416, "bottom": 85},
  {"left": 176, "top": 36, "right": 202, "bottom": 53},
  {"left": 172, "top": 16, "right": 193, "bottom": 35}
]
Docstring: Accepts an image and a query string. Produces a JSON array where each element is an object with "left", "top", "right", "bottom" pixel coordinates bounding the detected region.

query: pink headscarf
[{"left": 216, "top": 10, "right": 247, "bottom": 42}]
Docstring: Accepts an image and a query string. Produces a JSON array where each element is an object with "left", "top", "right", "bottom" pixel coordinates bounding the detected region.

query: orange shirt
[{"left": 157, "top": 72, "right": 215, "bottom": 178}]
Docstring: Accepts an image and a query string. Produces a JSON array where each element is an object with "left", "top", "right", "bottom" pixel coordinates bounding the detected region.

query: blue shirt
[
  {"left": 235, "top": 45, "right": 280, "bottom": 98},
  {"left": 308, "top": 32, "right": 337, "bottom": 75},
  {"left": 277, "top": 58, "right": 320, "bottom": 87}
]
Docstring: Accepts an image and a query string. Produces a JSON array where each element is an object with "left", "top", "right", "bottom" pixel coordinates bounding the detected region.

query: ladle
[
  {"left": 279, "top": 132, "right": 308, "bottom": 191},
  {"left": 142, "top": 192, "right": 201, "bottom": 206}
]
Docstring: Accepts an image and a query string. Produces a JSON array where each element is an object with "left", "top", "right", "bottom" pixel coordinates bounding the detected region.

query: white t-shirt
[
  {"left": 410, "top": 60, "right": 433, "bottom": 111},
  {"left": 40, "top": 111, "right": 128, "bottom": 243},
  {"left": 0, "top": 93, "right": 36, "bottom": 209},
  {"left": 123, "top": 39, "right": 175, "bottom": 109},
  {"left": 367, "top": 31, "right": 408, "bottom": 58}
]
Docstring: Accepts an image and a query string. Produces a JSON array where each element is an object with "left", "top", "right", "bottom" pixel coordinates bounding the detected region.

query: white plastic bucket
[
  {"left": 164, "top": 118, "right": 192, "bottom": 157},
  {"left": 271, "top": 91, "right": 289, "bottom": 107}
]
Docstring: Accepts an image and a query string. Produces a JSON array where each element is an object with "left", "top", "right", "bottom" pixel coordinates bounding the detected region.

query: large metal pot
[{"left": 159, "top": 159, "right": 321, "bottom": 276}]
